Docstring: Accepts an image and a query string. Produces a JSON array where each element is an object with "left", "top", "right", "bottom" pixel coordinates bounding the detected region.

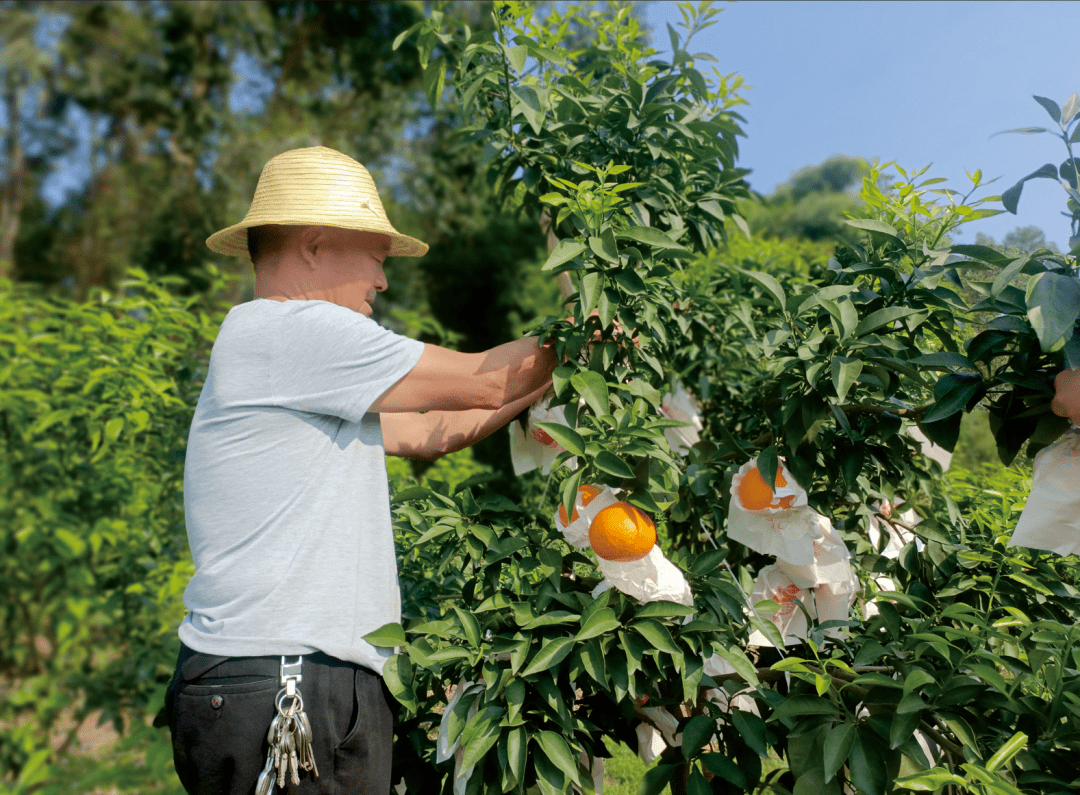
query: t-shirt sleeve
[{"left": 271, "top": 302, "right": 425, "bottom": 422}]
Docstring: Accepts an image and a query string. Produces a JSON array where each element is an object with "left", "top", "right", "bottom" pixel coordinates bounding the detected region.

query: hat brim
[{"left": 206, "top": 221, "right": 428, "bottom": 259}]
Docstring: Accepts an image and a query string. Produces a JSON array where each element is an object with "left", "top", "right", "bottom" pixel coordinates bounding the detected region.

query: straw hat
[{"left": 206, "top": 146, "right": 428, "bottom": 259}]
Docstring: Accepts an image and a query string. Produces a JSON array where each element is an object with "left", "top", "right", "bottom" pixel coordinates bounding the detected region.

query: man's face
[{"left": 317, "top": 229, "right": 391, "bottom": 316}]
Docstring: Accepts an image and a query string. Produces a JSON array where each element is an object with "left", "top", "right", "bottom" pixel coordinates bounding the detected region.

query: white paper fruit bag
[
  {"left": 1009, "top": 427, "right": 1080, "bottom": 556},
  {"left": 909, "top": 425, "right": 953, "bottom": 472},
  {"left": 747, "top": 564, "right": 814, "bottom": 647},
  {"left": 508, "top": 393, "right": 580, "bottom": 476},
  {"left": 553, "top": 485, "right": 620, "bottom": 549},
  {"left": 776, "top": 511, "right": 852, "bottom": 588},
  {"left": 727, "top": 458, "right": 817, "bottom": 566},
  {"left": 659, "top": 379, "right": 703, "bottom": 457},
  {"left": 592, "top": 545, "right": 694, "bottom": 607}
]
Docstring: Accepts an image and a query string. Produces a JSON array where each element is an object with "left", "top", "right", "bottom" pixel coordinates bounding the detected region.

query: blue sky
[
  {"left": 641, "top": 1, "right": 1080, "bottom": 249},
  {"left": 28, "top": 1, "right": 1080, "bottom": 251}
]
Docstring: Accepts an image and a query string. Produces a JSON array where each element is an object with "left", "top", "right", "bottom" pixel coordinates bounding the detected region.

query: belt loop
[{"left": 281, "top": 655, "right": 303, "bottom": 697}]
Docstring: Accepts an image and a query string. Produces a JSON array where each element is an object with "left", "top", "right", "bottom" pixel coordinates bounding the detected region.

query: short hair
[{"left": 248, "top": 224, "right": 298, "bottom": 268}]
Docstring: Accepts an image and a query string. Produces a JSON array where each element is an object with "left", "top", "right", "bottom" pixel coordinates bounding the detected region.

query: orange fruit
[
  {"left": 738, "top": 465, "right": 795, "bottom": 511},
  {"left": 558, "top": 484, "right": 604, "bottom": 527},
  {"left": 589, "top": 502, "right": 657, "bottom": 562}
]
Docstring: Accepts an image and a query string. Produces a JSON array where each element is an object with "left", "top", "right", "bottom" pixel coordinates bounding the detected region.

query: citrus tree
[{"left": 375, "top": 4, "right": 1080, "bottom": 794}]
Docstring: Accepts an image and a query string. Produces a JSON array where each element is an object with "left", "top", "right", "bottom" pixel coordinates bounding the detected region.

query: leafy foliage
[
  {"left": 0, "top": 266, "right": 238, "bottom": 793},
  {"left": 377, "top": 6, "right": 1080, "bottom": 794}
]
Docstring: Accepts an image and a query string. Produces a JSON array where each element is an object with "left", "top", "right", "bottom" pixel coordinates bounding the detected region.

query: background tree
[{"left": 740, "top": 155, "right": 872, "bottom": 241}]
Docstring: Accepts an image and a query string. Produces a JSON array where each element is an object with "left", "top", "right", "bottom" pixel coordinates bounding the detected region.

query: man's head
[
  {"left": 205, "top": 146, "right": 427, "bottom": 309},
  {"left": 250, "top": 224, "right": 391, "bottom": 316}
]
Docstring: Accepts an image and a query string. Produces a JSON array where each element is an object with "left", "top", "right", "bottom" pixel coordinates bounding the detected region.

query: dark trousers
[{"left": 165, "top": 643, "right": 395, "bottom": 794}]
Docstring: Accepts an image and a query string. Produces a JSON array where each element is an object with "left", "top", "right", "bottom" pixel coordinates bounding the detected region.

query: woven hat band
[{"left": 205, "top": 146, "right": 428, "bottom": 259}]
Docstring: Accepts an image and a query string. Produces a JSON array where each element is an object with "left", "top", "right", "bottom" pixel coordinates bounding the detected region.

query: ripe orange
[
  {"left": 557, "top": 484, "right": 604, "bottom": 527},
  {"left": 589, "top": 502, "right": 657, "bottom": 562},
  {"left": 739, "top": 465, "right": 795, "bottom": 511}
]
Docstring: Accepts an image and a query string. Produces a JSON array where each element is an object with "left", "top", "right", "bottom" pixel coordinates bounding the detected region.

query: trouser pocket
[
  {"left": 331, "top": 666, "right": 395, "bottom": 794},
  {"left": 170, "top": 676, "right": 279, "bottom": 795}
]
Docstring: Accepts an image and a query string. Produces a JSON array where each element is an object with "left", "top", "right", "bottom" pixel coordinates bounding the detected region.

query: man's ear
[{"left": 297, "top": 226, "right": 324, "bottom": 268}]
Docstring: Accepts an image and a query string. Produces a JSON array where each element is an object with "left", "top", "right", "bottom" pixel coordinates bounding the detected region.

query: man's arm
[
  {"left": 1052, "top": 367, "right": 1080, "bottom": 425},
  {"left": 382, "top": 380, "right": 553, "bottom": 461}
]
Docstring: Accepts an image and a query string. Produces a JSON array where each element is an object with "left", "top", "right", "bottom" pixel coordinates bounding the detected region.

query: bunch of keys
[{"left": 256, "top": 656, "right": 319, "bottom": 794}]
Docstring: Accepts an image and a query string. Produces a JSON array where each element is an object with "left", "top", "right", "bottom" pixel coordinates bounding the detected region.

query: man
[
  {"left": 1053, "top": 367, "right": 1080, "bottom": 426},
  {"left": 165, "top": 146, "right": 559, "bottom": 794}
]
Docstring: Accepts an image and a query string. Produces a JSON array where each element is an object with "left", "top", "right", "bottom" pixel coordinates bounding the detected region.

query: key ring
[{"left": 276, "top": 688, "right": 304, "bottom": 715}]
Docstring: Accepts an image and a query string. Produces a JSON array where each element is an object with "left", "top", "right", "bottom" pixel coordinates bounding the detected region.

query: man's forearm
[
  {"left": 482, "top": 335, "right": 560, "bottom": 408},
  {"left": 428, "top": 382, "right": 552, "bottom": 457}
]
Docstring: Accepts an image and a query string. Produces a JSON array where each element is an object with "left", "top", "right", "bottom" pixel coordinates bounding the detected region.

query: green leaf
[
  {"left": 392, "top": 21, "right": 423, "bottom": 51},
  {"left": 739, "top": 268, "right": 787, "bottom": 311},
  {"left": 453, "top": 607, "right": 482, "bottom": 648},
  {"left": 849, "top": 735, "right": 886, "bottom": 795},
  {"left": 615, "top": 226, "right": 686, "bottom": 250},
  {"left": 542, "top": 239, "right": 587, "bottom": 271},
  {"left": 507, "top": 727, "right": 526, "bottom": 789},
  {"left": 853, "top": 307, "right": 921, "bottom": 337},
  {"left": 105, "top": 416, "right": 124, "bottom": 442},
  {"left": 769, "top": 695, "right": 840, "bottom": 723},
  {"left": 685, "top": 769, "right": 712, "bottom": 795},
  {"left": 589, "top": 233, "right": 618, "bottom": 263},
  {"left": 56, "top": 529, "right": 86, "bottom": 557},
  {"left": 637, "top": 763, "right": 679, "bottom": 795},
  {"left": 700, "top": 753, "right": 748, "bottom": 788},
  {"left": 986, "top": 731, "right": 1028, "bottom": 773},
  {"left": 894, "top": 768, "right": 967, "bottom": 791},
  {"left": 594, "top": 450, "right": 634, "bottom": 478},
  {"left": 910, "top": 352, "right": 973, "bottom": 369},
  {"left": 681, "top": 715, "right": 717, "bottom": 758},
  {"left": 889, "top": 709, "right": 921, "bottom": 749},
  {"left": 830, "top": 356, "right": 863, "bottom": 403},
  {"left": 991, "top": 256, "right": 1030, "bottom": 296},
  {"left": 381, "top": 654, "right": 417, "bottom": 711},
  {"left": 731, "top": 709, "right": 770, "bottom": 757},
  {"left": 612, "top": 269, "right": 647, "bottom": 294},
  {"left": 580, "top": 271, "right": 603, "bottom": 317},
  {"left": 580, "top": 638, "right": 607, "bottom": 685},
  {"left": 1007, "top": 572, "right": 1053, "bottom": 595},
  {"left": 459, "top": 705, "right": 505, "bottom": 770},
  {"left": 634, "top": 618, "right": 681, "bottom": 655},
  {"left": 1002, "top": 163, "right": 1059, "bottom": 214},
  {"left": 534, "top": 744, "right": 566, "bottom": 794},
  {"left": 536, "top": 731, "right": 581, "bottom": 786},
  {"left": 534, "top": 422, "right": 584, "bottom": 455},
  {"left": 644, "top": 74, "right": 678, "bottom": 105},
  {"left": 846, "top": 218, "right": 905, "bottom": 247},
  {"left": 505, "top": 678, "right": 526, "bottom": 724},
  {"left": 506, "top": 44, "right": 527, "bottom": 74},
  {"left": 572, "top": 370, "right": 610, "bottom": 418},
  {"left": 521, "top": 636, "right": 575, "bottom": 677},
  {"left": 422, "top": 55, "right": 446, "bottom": 110},
  {"left": 511, "top": 84, "right": 544, "bottom": 135},
  {"left": 636, "top": 600, "right": 695, "bottom": 618},
  {"left": 362, "top": 622, "right": 406, "bottom": 648},
  {"left": 1063, "top": 91, "right": 1080, "bottom": 124},
  {"left": 757, "top": 445, "right": 779, "bottom": 493},
  {"left": 936, "top": 712, "right": 979, "bottom": 751},
  {"left": 714, "top": 644, "right": 759, "bottom": 686},
  {"left": 1026, "top": 271, "right": 1080, "bottom": 350},
  {"left": 1033, "top": 94, "right": 1062, "bottom": 123},
  {"left": 922, "top": 374, "right": 982, "bottom": 424},
  {"left": 577, "top": 608, "right": 620, "bottom": 641},
  {"left": 823, "top": 723, "right": 855, "bottom": 783}
]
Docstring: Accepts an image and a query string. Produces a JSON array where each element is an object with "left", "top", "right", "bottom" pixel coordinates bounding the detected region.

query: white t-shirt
[{"left": 178, "top": 299, "right": 425, "bottom": 675}]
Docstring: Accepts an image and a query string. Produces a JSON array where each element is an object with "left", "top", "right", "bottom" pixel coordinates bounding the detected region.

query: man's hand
[
  {"left": 1052, "top": 368, "right": 1080, "bottom": 425},
  {"left": 571, "top": 309, "right": 639, "bottom": 349}
]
